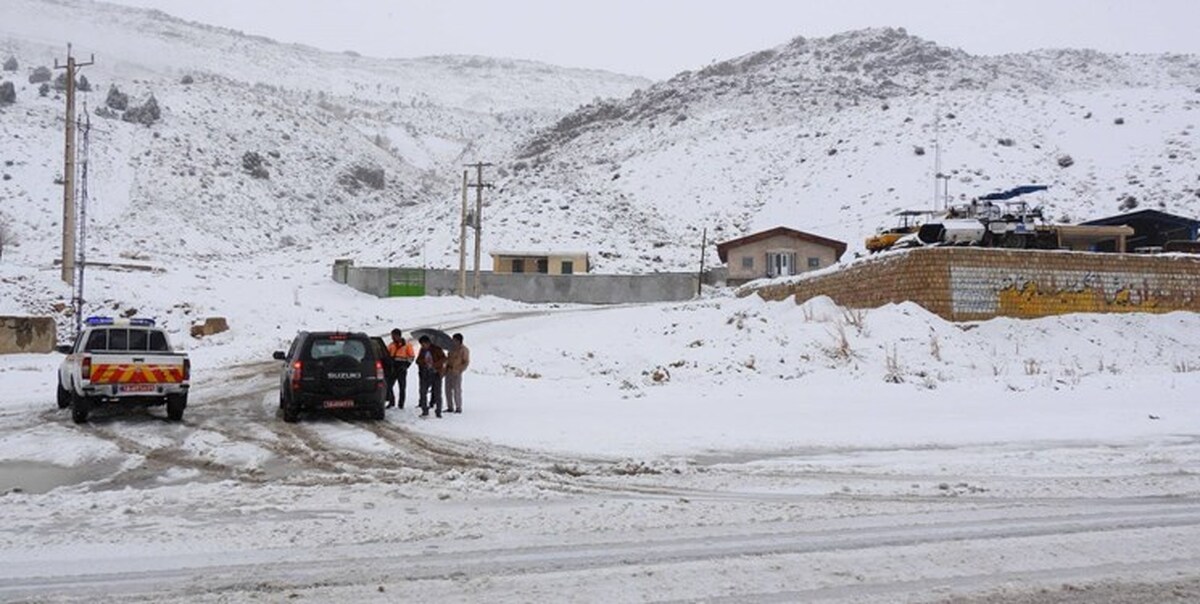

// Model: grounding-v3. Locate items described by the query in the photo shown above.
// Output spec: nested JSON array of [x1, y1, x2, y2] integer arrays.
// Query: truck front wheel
[[71, 394, 91, 424], [166, 394, 187, 422]]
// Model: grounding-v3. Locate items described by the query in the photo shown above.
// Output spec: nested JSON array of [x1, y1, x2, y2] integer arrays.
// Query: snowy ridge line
[[1, 502, 1198, 598]]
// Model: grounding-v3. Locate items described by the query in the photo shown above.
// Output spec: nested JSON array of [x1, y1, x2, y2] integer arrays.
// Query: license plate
[[119, 384, 157, 394], [323, 400, 354, 409]]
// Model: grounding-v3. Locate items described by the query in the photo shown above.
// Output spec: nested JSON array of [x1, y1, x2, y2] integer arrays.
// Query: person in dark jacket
[[416, 335, 446, 418]]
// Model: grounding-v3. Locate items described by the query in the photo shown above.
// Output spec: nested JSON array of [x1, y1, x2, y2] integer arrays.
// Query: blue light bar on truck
[[83, 316, 156, 327]]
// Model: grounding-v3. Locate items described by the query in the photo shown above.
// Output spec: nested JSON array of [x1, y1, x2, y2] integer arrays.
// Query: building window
[[561, 260, 574, 275], [741, 256, 754, 269], [808, 257, 820, 269], [512, 259, 525, 273], [536, 258, 549, 274]]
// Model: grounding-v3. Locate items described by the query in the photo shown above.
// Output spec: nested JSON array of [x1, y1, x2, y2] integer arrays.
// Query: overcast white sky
[[108, 0, 1200, 79]]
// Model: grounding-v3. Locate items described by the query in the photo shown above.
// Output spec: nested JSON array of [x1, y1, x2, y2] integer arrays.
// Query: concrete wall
[[748, 248, 1200, 321], [0, 316, 57, 354], [725, 235, 840, 284], [340, 264, 700, 304]]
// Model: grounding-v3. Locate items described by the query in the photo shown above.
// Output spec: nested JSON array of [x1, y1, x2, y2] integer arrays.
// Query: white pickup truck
[[56, 317, 191, 424]]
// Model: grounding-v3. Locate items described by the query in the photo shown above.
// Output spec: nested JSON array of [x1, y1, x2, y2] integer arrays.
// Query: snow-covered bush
[[0, 81, 14, 105], [1056, 154, 1074, 168], [27, 66, 50, 84], [105, 85, 128, 110], [77, 75, 91, 92], [2, 57, 16, 72], [37, 83, 49, 97], [122, 94, 161, 126], [180, 74, 194, 85], [1119, 195, 1139, 211]]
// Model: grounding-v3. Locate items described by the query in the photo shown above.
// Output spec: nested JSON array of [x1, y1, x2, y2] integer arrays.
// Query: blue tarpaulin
[[978, 185, 1049, 201]]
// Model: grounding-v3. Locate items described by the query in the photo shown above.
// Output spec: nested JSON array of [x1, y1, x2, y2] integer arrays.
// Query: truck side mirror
[[272, 351, 286, 360], [55, 345, 73, 354]]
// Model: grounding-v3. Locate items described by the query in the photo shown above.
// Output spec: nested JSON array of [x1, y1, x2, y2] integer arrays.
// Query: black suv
[[273, 331, 387, 422]]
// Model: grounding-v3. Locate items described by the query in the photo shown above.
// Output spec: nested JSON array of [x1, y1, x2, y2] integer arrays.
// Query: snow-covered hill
[[0, 0, 648, 268], [495, 28, 1200, 272], [3, 7, 1200, 330]]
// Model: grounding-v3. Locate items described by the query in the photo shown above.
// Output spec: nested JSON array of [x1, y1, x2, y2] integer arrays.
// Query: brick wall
[[748, 248, 1200, 321]]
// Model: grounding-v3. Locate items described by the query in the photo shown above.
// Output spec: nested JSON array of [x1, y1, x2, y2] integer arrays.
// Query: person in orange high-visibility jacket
[[386, 329, 417, 409]]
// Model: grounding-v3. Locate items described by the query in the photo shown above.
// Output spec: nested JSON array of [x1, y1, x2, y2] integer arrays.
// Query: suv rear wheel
[[282, 398, 300, 423]]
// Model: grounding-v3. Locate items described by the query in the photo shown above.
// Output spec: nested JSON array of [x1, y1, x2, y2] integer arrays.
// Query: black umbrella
[[409, 327, 456, 352]]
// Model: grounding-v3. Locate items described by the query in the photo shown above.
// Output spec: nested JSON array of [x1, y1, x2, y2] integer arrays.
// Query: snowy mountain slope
[[0, 0, 648, 266], [494, 28, 1200, 272]]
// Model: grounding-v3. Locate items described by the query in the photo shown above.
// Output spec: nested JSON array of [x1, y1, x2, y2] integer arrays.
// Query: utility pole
[[55, 44, 94, 285], [697, 228, 707, 297], [464, 162, 493, 298], [458, 170, 468, 297]]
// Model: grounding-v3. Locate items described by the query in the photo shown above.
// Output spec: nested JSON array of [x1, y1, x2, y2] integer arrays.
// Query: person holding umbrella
[[416, 335, 446, 418]]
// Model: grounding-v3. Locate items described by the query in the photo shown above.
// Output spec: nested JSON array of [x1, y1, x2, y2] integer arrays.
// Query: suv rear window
[[305, 337, 369, 362]]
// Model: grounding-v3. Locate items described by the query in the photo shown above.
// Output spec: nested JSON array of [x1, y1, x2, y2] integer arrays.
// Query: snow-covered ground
[[1, 262, 1198, 602]]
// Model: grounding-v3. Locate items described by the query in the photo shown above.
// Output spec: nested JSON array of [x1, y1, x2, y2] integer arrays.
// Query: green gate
[[388, 268, 426, 297]]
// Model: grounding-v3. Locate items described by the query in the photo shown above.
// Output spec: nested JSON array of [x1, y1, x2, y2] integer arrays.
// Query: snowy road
[[1, 360, 1198, 602], [3, 299, 1200, 602]]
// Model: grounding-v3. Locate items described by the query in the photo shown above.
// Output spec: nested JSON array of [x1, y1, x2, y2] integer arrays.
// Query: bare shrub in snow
[[180, 74, 194, 85], [884, 345, 904, 383], [338, 165, 385, 192], [841, 308, 867, 333], [1118, 195, 1139, 211], [929, 332, 942, 361], [28, 66, 50, 84], [0, 221, 17, 261], [997, 138, 1015, 147], [1114, 117, 1125, 125], [2, 57, 16, 72], [241, 151, 269, 179], [38, 83, 48, 97], [0, 81, 14, 105], [1056, 154, 1074, 168], [77, 75, 91, 92], [825, 323, 854, 362], [913, 145, 926, 156]]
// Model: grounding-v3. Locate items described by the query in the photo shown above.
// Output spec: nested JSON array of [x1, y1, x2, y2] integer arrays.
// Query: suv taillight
[[375, 360, 385, 385], [81, 356, 92, 381], [183, 358, 191, 381], [291, 361, 302, 390]]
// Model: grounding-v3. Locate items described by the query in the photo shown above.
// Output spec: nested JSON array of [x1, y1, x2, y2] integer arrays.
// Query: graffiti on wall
[[950, 266, 1196, 318]]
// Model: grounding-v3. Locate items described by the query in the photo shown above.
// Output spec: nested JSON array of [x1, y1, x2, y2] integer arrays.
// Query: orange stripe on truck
[[90, 364, 184, 385]]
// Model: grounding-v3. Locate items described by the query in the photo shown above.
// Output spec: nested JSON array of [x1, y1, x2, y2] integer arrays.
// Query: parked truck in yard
[[56, 317, 190, 424]]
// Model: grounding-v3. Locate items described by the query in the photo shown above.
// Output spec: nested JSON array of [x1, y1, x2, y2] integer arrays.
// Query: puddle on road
[[0, 461, 101, 494]]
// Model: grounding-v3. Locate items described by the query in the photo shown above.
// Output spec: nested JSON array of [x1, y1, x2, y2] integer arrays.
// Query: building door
[[766, 252, 796, 278]]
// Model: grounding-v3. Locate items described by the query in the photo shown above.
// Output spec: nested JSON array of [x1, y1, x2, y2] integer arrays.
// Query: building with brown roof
[[717, 226, 847, 286]]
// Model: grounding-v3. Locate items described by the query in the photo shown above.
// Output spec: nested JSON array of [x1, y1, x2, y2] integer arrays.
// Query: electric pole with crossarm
[[55, 44, 94, 286], [464, 162, 493, 298]]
